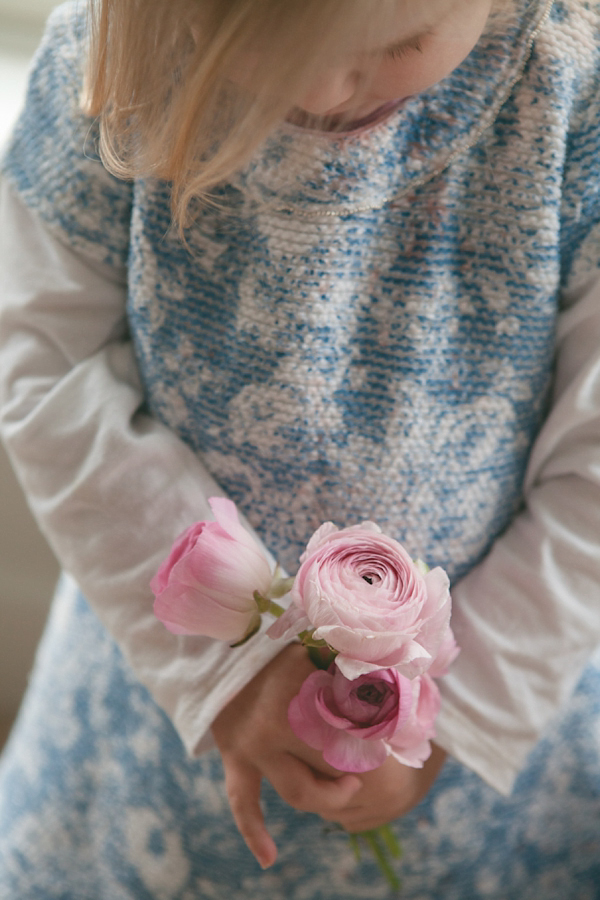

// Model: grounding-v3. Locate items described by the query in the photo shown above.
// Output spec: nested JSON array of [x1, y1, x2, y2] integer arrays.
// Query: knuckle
[[226, 786, 245, 814], [283, 783, 311, 811]]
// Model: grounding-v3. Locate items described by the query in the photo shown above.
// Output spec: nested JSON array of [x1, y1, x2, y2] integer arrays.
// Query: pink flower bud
[[151, 497, 273, 643]]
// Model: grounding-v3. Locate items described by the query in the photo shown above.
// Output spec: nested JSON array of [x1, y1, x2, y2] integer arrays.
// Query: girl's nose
[[297, 67, 361, 115]]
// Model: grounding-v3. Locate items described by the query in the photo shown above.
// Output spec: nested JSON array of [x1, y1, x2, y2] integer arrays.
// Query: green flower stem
[[266, 599, 286, 618], [361, 830, 402, 893], [324, 824, 403, 892], [306, 645, 337, 670], [379, 824, 402, 860], [348, 833, 362, 863]]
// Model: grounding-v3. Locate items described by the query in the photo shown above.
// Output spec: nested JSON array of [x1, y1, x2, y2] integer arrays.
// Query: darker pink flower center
[[356, 683, 388, 706]]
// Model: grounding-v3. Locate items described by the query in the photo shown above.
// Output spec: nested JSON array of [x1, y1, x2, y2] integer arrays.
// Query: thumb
[[268, 752, 363, 814]]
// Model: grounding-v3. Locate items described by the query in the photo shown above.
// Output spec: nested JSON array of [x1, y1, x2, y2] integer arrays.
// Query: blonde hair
[[83, 0, 494, 228], [84, 0, 425, 224]]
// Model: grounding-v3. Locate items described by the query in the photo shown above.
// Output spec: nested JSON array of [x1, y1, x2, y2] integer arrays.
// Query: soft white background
[[0, 0, 61, 742]]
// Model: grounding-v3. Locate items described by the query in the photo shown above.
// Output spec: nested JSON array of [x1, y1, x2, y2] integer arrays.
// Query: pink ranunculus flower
[[428, 631, 461, 678], [268, 521, 454, 679], [385, 673, 441, 767], [151, 497, 273, 643], [288, 664, 437, 773]]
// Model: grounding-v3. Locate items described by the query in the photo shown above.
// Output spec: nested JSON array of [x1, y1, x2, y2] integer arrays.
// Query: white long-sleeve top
[[0, 178, 293, 757], [3, 0, 600, 798], [1, 179, 600, 795]]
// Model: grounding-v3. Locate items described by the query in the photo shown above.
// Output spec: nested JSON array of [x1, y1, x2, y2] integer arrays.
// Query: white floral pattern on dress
[[0, 579, 599, 899], [1, 0, 600, 895]]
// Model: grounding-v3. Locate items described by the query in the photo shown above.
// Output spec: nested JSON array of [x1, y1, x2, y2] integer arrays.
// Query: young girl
[[0, 0, 599, 896]]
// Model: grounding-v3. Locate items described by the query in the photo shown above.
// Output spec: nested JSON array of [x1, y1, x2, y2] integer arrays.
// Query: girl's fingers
[[266, 752, 362, 815], [222, 757, 277, 869]]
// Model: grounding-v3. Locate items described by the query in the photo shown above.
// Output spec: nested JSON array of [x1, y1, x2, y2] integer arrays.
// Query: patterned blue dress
[[1, 579, 599, 899], [1, 0, 599, 896]]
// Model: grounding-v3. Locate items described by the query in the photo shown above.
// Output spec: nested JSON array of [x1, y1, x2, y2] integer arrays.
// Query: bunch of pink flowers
[[151, 497, 459, 776]]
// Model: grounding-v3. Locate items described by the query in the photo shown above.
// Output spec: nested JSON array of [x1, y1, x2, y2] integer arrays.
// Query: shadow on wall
[[0, 3, 62, 740], [0, 443, 59, 731], [0, 9, 49, 148]]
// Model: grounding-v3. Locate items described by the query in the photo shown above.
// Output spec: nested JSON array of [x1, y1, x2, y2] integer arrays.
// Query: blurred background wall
[[0, 0, 61, 744]]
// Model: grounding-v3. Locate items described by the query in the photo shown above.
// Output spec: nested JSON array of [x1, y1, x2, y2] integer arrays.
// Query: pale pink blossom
[[428, 631, 461, 678], [152, 497, 272, 643], [385, 673, 441, 767], [268, 521, 454, 679]]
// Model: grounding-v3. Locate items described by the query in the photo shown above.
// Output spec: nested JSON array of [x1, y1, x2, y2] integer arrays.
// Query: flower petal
[[150, 522, 207, 594], [153, 583, 257, 641], [300, 522, 340, 562], [390, 675, 440, 748], [385, 738, 431, 768], [428, 630, 460, 677], [266, 605, 312, 641], [332, 655, 387, 679], [287, 671, 337, 750], [313, 626, 431, 672], [322, 730, 388, 773], [209, 497, 261, 551], [174, 527, 272, 601]]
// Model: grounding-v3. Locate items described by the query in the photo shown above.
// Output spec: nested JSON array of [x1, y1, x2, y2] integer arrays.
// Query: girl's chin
[[287, 96, 405, 133], [303, 100, 385, 119]]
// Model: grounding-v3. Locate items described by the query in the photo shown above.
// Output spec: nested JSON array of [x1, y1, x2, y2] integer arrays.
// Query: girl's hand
[[211, 644, 447, 865], [319, 743, 447, 833], [211, 644, 363, 868]]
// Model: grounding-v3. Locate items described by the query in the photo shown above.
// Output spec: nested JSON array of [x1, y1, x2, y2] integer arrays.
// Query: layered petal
[[285, 521, 456, 676], [323, 729, 388, 772], [154, 583, 261, 642], [266, 604, 312, 641], [288, 664, 417, 773]]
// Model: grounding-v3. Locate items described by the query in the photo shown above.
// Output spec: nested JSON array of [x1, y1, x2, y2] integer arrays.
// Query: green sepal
[[307, 644, 337, 670], [414, 558, 430, 575], [253, 590, 270, 614], [297, 629, 330, 649], [266, 570, 295, 599], [229, 610, 261, 647]]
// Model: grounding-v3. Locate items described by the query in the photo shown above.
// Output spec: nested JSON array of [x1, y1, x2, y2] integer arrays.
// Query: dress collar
[[231, 0, 553, 217]]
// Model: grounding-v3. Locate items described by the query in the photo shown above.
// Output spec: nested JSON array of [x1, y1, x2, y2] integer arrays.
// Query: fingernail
[[258, 852, 274, 870], [257, 842, 276, 869]]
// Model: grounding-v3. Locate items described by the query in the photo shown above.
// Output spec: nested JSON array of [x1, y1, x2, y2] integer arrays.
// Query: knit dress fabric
[[1, 0, 600, 896]]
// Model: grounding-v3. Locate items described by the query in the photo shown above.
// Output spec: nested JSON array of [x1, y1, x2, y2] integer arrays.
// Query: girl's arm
[[0, 7, 288, 759], [0, 9, 386, 858], [0, 182, 369, 864], [0, 177, 291, 758], [435, 271, 600, 795]]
